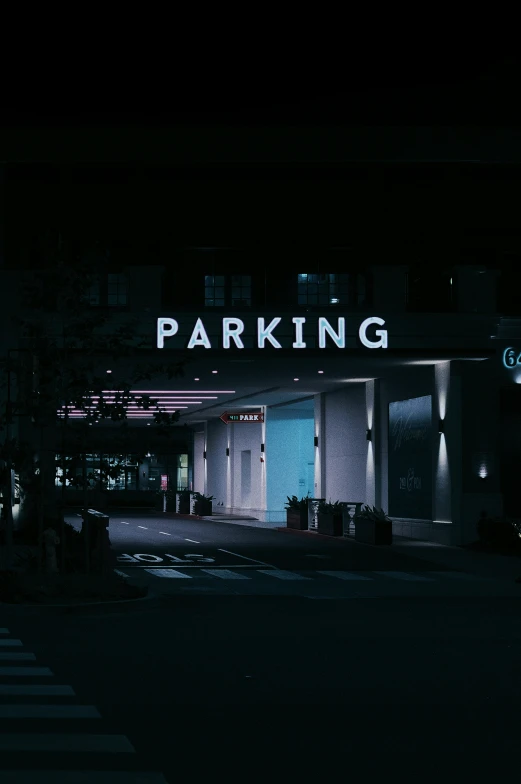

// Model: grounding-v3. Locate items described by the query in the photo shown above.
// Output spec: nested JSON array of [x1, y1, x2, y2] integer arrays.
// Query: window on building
[[297, 273, 349, 305], [107, 273, 129, 305], [205, 275, 225, 306], [84, 273, 129, 307], [231, 275, 251, 306], [205, 275, 252, 307]]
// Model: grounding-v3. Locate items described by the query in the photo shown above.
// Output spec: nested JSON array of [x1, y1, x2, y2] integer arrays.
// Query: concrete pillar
[[314, 393, 326, 499], [365, 379, 381, 508]]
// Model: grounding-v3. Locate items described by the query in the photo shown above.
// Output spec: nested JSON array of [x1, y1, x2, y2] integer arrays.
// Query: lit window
[[205, 275, 225, 307]]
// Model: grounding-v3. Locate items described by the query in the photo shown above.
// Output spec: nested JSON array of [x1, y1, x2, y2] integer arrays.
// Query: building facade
[[1, 158, 521, 543]]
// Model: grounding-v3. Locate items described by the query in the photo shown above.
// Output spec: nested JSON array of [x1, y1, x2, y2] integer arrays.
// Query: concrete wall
[[319, 385, 367, 504], [193, 430, 205, 494], [206, 417, 264, 511]]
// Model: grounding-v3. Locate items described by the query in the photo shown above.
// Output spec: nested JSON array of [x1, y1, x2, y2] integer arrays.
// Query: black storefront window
[[204, 274, 252, 307]]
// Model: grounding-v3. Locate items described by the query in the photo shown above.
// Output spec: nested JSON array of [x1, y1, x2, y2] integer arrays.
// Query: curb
[[275, 527, 354, 542], [0, 590, 156, 612]]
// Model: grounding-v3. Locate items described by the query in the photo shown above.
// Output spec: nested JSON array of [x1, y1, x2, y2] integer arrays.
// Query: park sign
[[220, 411, 264, 424], [157, 315, 388, 350]]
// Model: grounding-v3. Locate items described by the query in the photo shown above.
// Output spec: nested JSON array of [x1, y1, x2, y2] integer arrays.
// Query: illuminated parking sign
[[157, 315, 389, 350]]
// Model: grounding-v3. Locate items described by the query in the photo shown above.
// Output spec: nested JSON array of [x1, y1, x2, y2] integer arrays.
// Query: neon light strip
[[100, 390, 236, 394]]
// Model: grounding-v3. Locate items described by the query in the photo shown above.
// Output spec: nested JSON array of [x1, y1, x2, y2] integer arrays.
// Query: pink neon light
[[101, 390, 236, 394]]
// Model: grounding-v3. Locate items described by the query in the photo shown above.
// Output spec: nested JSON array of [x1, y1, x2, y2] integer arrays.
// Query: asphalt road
[[0, 512, 520, 780], [67, 510, 521, 599]]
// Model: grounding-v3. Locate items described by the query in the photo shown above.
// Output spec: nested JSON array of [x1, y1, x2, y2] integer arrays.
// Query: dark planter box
[[318, 513, 343, 537], [286, 510, 308, 530], [176, 492, 192, 514], [193, 500, 213, 516], [165, 497, 177, 513], [355, 518, 392, 545]]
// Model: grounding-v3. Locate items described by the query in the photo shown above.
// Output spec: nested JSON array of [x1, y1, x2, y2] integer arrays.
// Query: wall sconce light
[[366, 429, 372, 441], [261, 443, 265, 453], [226, 447, 230, 457], [314, 436, 319, 447], [438, 419, 445, 434], [203, 451, 207, 460]]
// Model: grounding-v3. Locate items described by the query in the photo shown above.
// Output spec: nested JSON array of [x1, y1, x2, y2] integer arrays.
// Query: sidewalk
[[205, 516, 521, 582]]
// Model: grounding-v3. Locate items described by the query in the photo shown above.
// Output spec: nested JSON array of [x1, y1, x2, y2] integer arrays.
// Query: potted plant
[[317, 499, 344, 537], [192, 492, 214, 516], [285, 495, 309, 530], [354, 505, 393, 545]]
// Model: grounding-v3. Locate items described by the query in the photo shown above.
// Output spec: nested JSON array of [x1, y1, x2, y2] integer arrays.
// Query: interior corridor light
[[314, 436, 319, 447], [438, 419, 445, 434], [366, 429, 372, 441]]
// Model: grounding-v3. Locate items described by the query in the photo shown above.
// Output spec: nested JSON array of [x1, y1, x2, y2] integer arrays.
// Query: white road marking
[[218, 548, 275, 567], [144, 569, 192, 579], [373, 571, 435, 582], [202, 569, 250, 580], [257, 570, 311, 581], [159, 531, 171, 536], [0, 733, 135, 752], [0, 640, 23, 647], [0, 685, 75, 695], [137, 526, 148, 530], [120, 522, 129, 525], [0, 653, 36, 661], [0, 772, 169, 783], [185, 538, 200, 543], [113, 570, 129, 580], [317, 571, 373, 581], [0, 667, 53, 676], [0, 705, 100, 719]]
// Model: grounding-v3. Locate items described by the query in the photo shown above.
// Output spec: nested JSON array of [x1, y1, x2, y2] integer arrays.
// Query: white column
[[260, 405, 267, 513], [365, 379, 381, 508], [314, 393, 326, 499]]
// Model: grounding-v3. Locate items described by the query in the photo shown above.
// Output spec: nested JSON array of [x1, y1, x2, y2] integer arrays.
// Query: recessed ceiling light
[[212, 370, 218, 374], [194, 378, 200, 381], [318, 370, 324, 374], [147, 423, 151, 426], [294, 378, 299, 381], [106, 370, 112, 374]]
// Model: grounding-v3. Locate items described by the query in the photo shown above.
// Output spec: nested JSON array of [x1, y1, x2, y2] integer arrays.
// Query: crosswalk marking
[[0, 639, 23, 647], [202, 569, 250, 580], [0, 653, 36, 661], [0, 705, 100, 719], [373, 571, 435, 582], [0, 734, 135, 752], [317, 571, 373, 581], [0, 685, 75, 696], [0, 667, 53, 676], [0, 772, 169, 783], [144, 569, 192, 578], [257, 570, 311, 581]]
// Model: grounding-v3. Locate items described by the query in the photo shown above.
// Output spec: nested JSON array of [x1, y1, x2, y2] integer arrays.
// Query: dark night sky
[[1, 52, 519, 131]]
